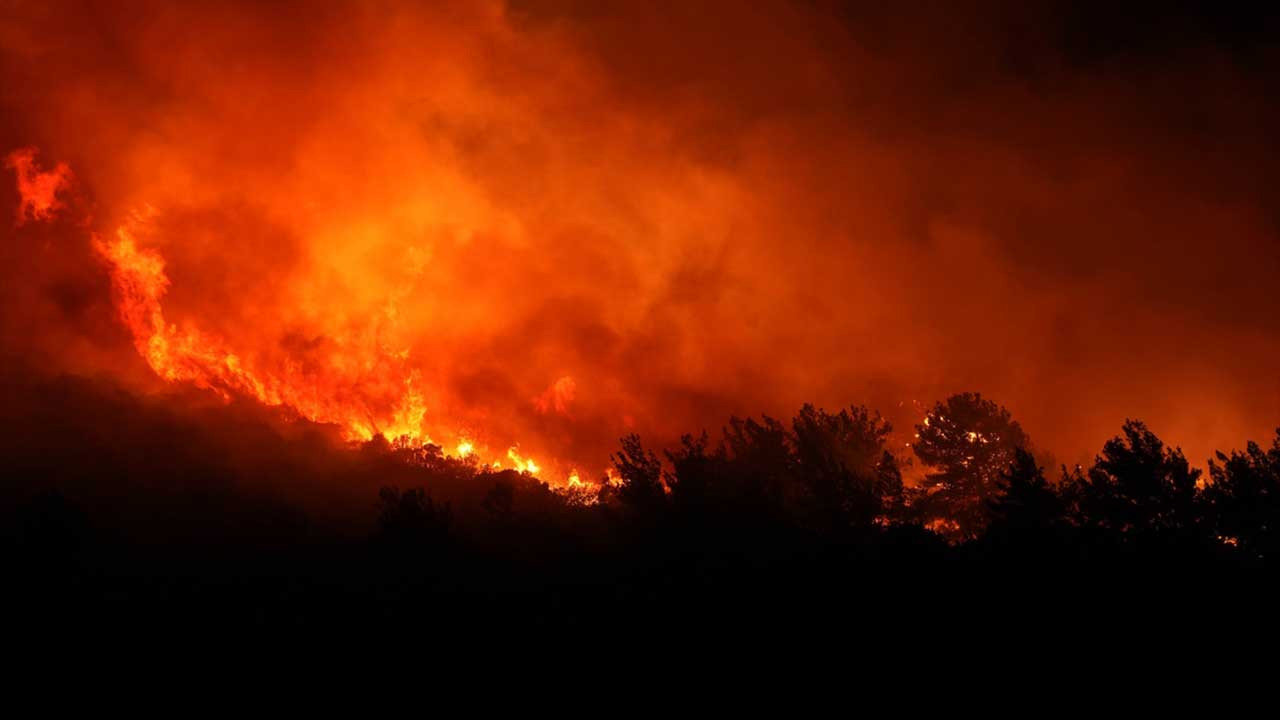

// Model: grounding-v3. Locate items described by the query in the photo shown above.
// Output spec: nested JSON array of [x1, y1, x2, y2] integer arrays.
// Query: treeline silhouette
[[3, 365, 1278, 639], [582, 392, 1278, 565]]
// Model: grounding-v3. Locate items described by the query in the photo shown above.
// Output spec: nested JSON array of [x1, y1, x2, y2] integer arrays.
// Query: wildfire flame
[[93, 209, 431, 440], [505, 447, 540, 475], [5, 148, 73, 226], [4, 0, 1276, 496], [11, 149, 575, 483]]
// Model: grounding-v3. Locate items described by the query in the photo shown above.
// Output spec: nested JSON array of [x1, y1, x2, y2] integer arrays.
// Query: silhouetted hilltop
[[3, 362, 1278, 640]]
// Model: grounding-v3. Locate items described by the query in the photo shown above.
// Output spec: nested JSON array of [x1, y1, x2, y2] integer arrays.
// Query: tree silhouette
[[12, 363, 1280, 636], [1204, 429, 1280, 560], [720, 415, 794, 514], [911, 392, 1029, 539], [662, 420, 789, 516], [656, 406, 905, 533], [791, 404, 903, 530], [1067, 420, 1202, 539], [662, 431, 719, 513], [987, 449, 1065, 531], [610, 433, 666, 512]]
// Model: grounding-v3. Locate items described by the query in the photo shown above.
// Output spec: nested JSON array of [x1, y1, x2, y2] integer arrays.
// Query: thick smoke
[[1, 0, 1278, 475]]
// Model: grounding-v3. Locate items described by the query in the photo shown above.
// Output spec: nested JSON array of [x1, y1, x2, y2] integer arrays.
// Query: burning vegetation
[[2, 1, 1279, 639]]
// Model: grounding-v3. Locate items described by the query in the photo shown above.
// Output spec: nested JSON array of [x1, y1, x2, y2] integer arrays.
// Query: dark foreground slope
[[2, 363, 1277, 643]]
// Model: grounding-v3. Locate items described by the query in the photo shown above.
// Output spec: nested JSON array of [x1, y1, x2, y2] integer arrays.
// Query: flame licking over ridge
[[93, 208, 431, 441], [10, 147, 574, 484], [94, 209, 568, 478]]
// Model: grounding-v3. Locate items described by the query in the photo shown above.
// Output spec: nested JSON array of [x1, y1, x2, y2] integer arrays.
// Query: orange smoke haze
[[2, 1, 1278, 478]]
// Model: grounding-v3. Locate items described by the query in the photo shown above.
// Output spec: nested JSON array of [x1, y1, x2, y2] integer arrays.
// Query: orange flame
[[71, 197, 573, 481], [92, 210, 426, 438], [505, 447, 540, 475], [0, 162, 578, 479], [5, 147, 73, 226]]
